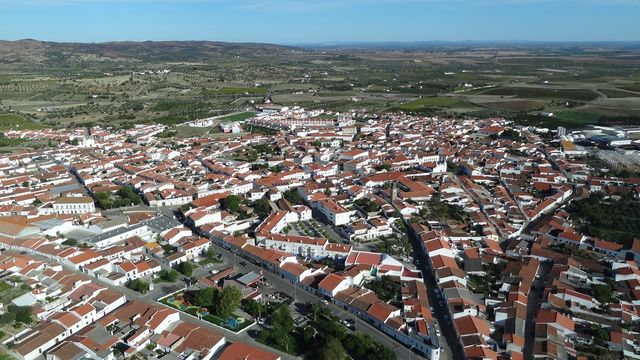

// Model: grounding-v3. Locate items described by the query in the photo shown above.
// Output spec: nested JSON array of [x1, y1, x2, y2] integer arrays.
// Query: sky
[[0, 0, 639, 44]]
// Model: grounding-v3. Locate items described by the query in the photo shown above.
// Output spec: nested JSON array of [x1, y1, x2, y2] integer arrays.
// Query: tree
[[221, 195, 242, 213], [205, 247, 217, 260], [593, 284, 612, 304], [176, 261, 194, 277], [158, 269, 179, 282], [254, 198, 272, 218], [126, 279, 150, 294], [284, 189, 303, 205], [62, 238, 77, 246], [242, 299, 266, 318], [8, 305, 32, 325], [365, 276, 400, 302], [194, 287, 215, 308], [216, 286, 242, 318], [316, 337, 347, 360], [0, 312, 15, 325], [592, 325, 609, 346], [271, 304, 295, 352], [342, 332, 395, 360]]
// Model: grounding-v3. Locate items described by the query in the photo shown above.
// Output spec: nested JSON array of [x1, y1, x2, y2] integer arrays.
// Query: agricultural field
[[478, 86, 600, 101], [0, 114, 48, 131], [1, 40, 640, 132], [398, 96, 470, 111]]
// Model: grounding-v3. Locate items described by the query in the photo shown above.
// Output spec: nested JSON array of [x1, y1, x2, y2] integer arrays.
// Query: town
[[0, 105, 638, 360]]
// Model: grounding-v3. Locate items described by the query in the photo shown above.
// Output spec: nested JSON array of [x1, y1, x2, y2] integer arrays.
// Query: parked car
[[341, 320, 355, 331]]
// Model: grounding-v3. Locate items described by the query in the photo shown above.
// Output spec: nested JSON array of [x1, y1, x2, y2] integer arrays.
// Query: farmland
[[398, 96, 470, 111], [1, 40, 640, 134]]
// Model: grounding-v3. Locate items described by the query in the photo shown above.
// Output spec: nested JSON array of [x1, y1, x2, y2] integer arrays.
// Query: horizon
[[4, 38, 640, 47], [1, 0, 639, 43]]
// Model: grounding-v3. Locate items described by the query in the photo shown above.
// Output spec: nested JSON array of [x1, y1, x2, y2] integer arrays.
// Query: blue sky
[[0, 0, 639, 44]]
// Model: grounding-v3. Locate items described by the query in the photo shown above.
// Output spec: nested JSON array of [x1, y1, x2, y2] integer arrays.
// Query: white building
[[52, 197, 96, 215]]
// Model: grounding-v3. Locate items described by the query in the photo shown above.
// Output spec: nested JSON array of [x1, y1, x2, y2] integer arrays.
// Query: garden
[[159, 289, 253, 332]]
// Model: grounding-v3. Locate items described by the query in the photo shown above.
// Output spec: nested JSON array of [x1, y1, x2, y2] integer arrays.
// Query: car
[[435, 328, 441, 336], [321, 300, 329, 305], [340, 319, 355, 331], [239, 261, 247, 266]]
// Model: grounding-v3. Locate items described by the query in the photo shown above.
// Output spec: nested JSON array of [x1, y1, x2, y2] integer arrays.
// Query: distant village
[[0, 105, 639, 360]]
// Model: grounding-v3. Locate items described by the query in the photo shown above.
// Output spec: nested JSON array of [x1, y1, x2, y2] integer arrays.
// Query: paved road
[[402, 217, 464, 360], [523, 261, 552, 359]]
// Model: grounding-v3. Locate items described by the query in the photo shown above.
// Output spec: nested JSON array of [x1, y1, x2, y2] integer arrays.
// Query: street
[[403, 218, 464, 360]]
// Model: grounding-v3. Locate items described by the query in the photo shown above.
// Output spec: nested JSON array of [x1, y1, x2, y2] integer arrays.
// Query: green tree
[[271, 304, 295, 352], [284, 189, 303, 205], [205, 247, 217, 260], [176, 261, 194, 277], [194, 287, 215, 308], [365, 276, 400, 302], [158, 269, 179, 282], [593, 284, 612, 304], [126, 279, 150, 294], [242, 299, 266, 318], [221, 195, 242, 213], [62, 238, 77, 246], [0, 312, 15, 325], [216, 286, 242, 318], [316, 337, 347, 360], [592, 325, 609, 346], [254, 198, 272, 218]]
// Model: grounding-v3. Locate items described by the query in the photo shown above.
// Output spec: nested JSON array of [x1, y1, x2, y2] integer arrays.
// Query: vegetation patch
[[480, 87, 599, 101], [0, 114, 48, 131], [398, 96, 469, 111], [567, 193, 640, 244], [93, 187, 143, 209], [206, 87, 267, 95], [159, 289, 251, 332], [554, 111, 602, 124]]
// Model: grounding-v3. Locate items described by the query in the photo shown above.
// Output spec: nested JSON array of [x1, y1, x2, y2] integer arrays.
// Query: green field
[[0, 114, 48, 131], [479, 87, 599, 101], [554, 111, 602, 125], [399, 96, 470, 111], [0, 137, 24, 147]]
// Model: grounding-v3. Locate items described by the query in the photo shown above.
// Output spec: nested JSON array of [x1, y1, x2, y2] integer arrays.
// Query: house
[[52, 197, 96, 215], [316, 199, 354, 226], [218, 342, 281, 360], [318, 273, 351, 298]]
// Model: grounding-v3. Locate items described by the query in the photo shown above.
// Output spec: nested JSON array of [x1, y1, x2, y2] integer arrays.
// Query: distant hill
[[0, 39, 300, 65]]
